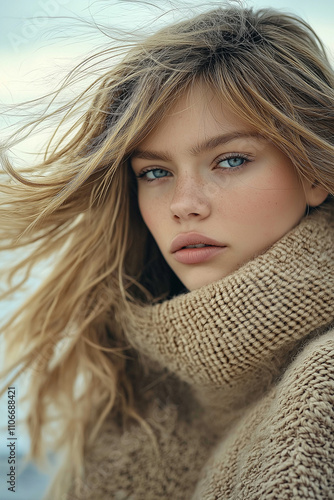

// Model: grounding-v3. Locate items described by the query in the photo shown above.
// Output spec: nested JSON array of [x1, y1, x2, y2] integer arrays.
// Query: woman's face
[[131, 86, 320, 291]]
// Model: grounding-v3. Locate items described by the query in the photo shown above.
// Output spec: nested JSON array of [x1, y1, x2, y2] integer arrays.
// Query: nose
[[170, 174, 211, 221]]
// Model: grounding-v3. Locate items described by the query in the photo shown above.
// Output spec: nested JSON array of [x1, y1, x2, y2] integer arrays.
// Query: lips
[[170, 232, 226, 254]]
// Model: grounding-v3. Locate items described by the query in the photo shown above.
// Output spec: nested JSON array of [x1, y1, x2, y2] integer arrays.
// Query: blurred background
[[1, 0, 334, 498]]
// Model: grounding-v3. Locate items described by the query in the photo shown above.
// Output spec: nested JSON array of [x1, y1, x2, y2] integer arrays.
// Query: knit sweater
[[67, 208, 334, 500]]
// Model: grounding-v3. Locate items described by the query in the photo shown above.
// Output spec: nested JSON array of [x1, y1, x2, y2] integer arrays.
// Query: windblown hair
[[1, 4, 334, 497]]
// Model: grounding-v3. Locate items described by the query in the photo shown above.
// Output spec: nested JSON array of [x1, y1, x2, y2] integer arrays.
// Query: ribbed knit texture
[[67, 209, 334, 500]]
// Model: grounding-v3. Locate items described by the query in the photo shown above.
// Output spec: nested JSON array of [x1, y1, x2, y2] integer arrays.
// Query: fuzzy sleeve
[[192, 328, 334, 500]]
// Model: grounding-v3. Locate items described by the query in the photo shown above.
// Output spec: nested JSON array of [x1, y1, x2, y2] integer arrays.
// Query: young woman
[[1, 5, 333, 500]]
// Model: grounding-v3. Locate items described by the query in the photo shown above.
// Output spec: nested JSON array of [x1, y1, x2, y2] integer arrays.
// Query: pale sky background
[[1, 0, 334, 110]]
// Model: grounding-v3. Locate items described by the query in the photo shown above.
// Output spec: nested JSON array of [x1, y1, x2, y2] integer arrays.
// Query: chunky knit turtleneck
[[127, 209, 334, 405], [66, 209, 334, 500]]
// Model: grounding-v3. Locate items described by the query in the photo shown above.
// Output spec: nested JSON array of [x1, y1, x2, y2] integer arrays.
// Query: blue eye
[[149, 169, 168, 178], [217, 156, 247, 169], [138, 168, 170, 181]]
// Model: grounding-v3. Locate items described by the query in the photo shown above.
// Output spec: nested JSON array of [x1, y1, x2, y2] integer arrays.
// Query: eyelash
[[135, 153, 252, 182], [215, 153, 251, 170]]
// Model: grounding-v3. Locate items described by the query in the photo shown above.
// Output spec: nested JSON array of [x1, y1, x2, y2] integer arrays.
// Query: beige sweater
[[67, 209, 334, 500]]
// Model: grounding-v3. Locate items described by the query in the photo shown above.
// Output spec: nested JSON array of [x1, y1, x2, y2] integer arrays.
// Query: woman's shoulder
[[193, 326, 334, 499], [274, 324, 334, 426], [280, 324, 334, 396]]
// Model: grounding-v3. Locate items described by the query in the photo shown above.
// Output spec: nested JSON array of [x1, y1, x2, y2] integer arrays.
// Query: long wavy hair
[[1, 4, 334, 497]]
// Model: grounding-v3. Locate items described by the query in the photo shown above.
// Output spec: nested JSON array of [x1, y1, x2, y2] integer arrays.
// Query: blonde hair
[[1, 4, 334, 496]]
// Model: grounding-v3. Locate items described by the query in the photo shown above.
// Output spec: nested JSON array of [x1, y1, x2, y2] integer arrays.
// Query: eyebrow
[[130, 131, 262, 162]]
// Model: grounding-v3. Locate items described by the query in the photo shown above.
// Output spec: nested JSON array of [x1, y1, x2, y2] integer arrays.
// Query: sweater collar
[[127, 210, 334, 403]]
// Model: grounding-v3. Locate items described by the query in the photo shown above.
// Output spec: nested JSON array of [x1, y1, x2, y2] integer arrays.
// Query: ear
[[303, 179, 329, 207]]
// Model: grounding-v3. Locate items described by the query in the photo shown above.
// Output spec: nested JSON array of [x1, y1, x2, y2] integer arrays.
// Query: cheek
[[259, 168, 307, 217], [225, 167, 307, 231]]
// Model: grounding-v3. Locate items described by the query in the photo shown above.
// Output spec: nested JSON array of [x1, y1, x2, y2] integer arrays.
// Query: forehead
[[137, 84, 255, 153]]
